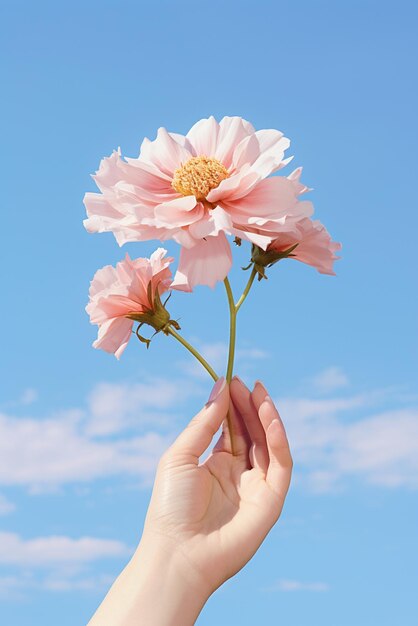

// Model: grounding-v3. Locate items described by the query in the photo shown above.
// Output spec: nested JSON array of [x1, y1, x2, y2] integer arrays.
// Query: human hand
[[140, 376, 293, 593], [88, 377, 292, 626]]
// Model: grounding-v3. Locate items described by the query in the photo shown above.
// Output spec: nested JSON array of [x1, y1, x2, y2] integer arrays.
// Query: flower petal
[[139, 127, 192, 176], [154, 195, 203, 228], [206, 164, 260, 204], [172, 232, 232, 291], [214, 116, 255, 168], [93, 317, 133, 359], [83, 193, 126, 233], [268, 218, 342, 275], [221, 176, 311, 220], [188, 206, 233, 239], [186, 116, 220, 157]]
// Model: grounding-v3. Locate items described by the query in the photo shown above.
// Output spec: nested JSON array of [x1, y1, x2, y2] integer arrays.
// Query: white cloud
[[20, 388, 39, 406], [86, 378, 198, 436], [42, 573, 115, 592], [0, 532, 130, 567], [0, 532, 127, 598], [0, 375, 203, 489], [279, 391, 418, 491], [1, 372, 417, 494], [0, 572, 115, 597], [267, 579, 330, 592], [310, 366, 349, 393], [180, 341, 269, 379], [0, 409, 170, 489], [0, 494, 15, 516]]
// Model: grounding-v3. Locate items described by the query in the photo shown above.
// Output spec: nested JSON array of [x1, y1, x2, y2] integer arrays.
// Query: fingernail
[[232, 375, 244, 385], [207, 377, 226, 404], [267, 418, 281, 433], [254, 380, 268, 396]]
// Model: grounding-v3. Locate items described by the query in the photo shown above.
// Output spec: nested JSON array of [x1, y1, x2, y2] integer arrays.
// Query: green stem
[[235, 267, 257, 312], [223, 268, 259, 455], [224, 267, 258, 381], [166, 326, 218, 382], [223, 276, 237, 383]]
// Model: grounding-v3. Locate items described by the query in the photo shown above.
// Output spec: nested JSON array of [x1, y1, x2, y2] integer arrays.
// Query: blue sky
[[1, 0, 417, 624]]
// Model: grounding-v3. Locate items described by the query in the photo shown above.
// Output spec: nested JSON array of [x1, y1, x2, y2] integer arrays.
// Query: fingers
[[251, 381, 277, 433], [255, 385, 293, 499], [230, 377, 269, 471], [212, 398, 251, 462], [265, 412, 293, 499], [168, 377, 229, 463]]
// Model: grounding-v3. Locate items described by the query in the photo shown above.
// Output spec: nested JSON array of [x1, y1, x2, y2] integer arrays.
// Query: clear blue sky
[[1, 1, 417, 624]]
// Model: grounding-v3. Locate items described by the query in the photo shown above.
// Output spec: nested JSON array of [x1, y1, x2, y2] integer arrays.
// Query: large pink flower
[[86, 249, 173, 359], [252, 217, 341, 276], [84, 116, 313, 290]]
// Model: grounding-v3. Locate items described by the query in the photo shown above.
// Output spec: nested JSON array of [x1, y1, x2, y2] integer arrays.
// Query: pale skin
[[88, 376, 293, 626]]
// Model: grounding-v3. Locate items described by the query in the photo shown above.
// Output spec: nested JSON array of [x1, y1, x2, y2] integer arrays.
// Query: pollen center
[[171, 156, 229, 201]]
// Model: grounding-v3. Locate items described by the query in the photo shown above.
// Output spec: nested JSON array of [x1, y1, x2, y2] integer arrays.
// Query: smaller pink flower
[[86, 248, 173, 359], [252, 218, 341, 276]]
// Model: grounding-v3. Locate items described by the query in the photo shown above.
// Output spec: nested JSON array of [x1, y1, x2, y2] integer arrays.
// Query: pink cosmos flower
[[84, 116, 313, 291], [252, 217, 341, 276], [86, 248, 173, 359]]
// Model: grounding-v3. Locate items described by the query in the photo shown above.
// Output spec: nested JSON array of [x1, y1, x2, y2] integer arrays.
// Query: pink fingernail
[[254, 379, 268, 392], [232, 375, 244, 385], [207, 377, 226, 404]]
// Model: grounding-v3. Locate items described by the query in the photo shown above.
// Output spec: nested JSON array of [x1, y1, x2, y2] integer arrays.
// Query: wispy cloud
[[0, 375, 204, 490], [180, 340, 269, 379], [280, 390, 418, 491], [20, 388, 39, 406], [0, 532, 130, 567], [86, 377, 200, 436], [0, 531, 129, 598], [310, 366, 349, 393], [0, 409, 170, 489], [1, 371, 417, 494], [0, 572, 115, 598], [266, 579, 330, 592], [0, 494, 15, 516]]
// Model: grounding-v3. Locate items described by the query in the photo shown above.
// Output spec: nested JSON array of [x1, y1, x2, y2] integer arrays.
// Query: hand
[[141, 376, 293, 595], [88, 377, 292, 626]]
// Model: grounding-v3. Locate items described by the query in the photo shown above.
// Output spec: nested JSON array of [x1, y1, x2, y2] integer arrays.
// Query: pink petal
[[93, 317, 133, 359], [83, 193, 127, 234], [92, 150, 125, 191], [232, 134, 261, 171], [221, 176, 311, 220], [231, 227, 274, 249], [172, 232, 232, 291], [206, 164, 260, 204], [269, 218, 342, 275], [188, 206, 233, 239], [214, 116, 255, 169], [139, 127, 192, 176], [186, 116, 220, 156], [154, 195, 203, 228]]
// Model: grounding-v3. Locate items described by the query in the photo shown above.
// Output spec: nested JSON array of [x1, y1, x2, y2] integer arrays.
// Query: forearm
[[88, 539, 210, 626]]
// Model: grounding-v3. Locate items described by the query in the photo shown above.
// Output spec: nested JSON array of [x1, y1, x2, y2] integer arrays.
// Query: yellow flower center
[[171, 156, 229, 201]]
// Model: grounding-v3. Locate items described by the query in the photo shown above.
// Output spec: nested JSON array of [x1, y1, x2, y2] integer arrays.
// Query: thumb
[[168, 377, 229, 463]]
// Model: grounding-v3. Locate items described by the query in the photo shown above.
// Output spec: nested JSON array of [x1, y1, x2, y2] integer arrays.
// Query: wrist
[[130, 536, 210, 625], [88, 535, 211, 626]]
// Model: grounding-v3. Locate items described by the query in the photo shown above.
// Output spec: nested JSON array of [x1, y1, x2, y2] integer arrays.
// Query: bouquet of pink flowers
[[84, 116, 340, 450]]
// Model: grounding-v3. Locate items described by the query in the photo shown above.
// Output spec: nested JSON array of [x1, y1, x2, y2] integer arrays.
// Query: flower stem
[[223, 267, 258, 455], [235, 266, 257, 312], [166, 326, 218, 382], [224, 267, 258, 380], [223, 277, 237, 383]]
